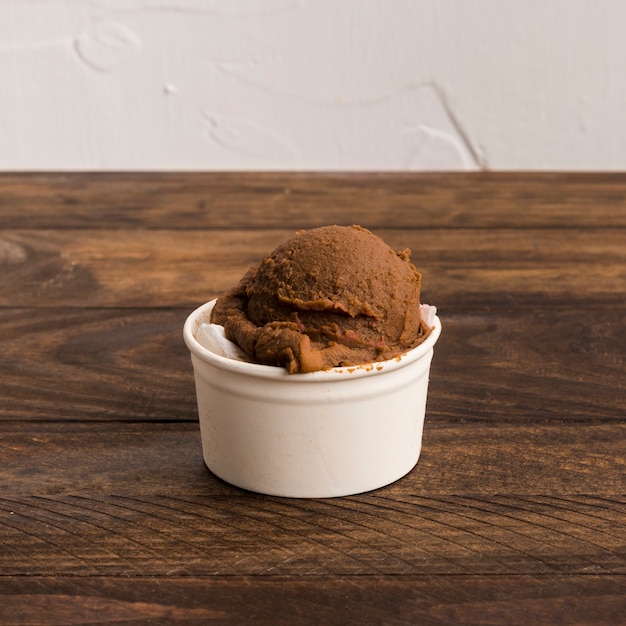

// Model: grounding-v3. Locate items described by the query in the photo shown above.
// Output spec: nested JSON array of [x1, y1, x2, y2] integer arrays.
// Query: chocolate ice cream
[[210, 225, 432, 373]]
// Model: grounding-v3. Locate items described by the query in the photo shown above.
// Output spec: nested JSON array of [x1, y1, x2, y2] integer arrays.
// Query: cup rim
[[184, 298, 441, 381]]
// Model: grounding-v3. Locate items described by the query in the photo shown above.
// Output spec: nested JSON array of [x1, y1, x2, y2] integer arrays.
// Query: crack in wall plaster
[[422, 82, 488, 170], [217, 63, 435, 107], [0, 2, 487, 170], [194, 79, 486, 170], [403, 124, 476, 170], [214, 65, 488, 169]]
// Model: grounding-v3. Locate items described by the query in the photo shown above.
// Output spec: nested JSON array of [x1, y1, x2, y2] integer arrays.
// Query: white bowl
[[184, 299, 441, 498]]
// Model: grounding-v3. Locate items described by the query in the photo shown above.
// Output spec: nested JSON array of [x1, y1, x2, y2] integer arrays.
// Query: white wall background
[[1, 0, 625, 171]]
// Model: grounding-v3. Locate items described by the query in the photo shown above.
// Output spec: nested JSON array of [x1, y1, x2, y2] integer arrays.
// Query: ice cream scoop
[[210, 225, 433, 373]]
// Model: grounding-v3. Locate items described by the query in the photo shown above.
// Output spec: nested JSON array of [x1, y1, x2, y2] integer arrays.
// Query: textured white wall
[[0, 0, 624, 171]]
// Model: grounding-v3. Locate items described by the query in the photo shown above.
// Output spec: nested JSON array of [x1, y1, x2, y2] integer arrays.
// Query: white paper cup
[[183, 299, 441, 498]]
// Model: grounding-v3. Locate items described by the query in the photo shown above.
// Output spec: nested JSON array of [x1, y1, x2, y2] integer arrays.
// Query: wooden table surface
[[1, 173, 625, 625]]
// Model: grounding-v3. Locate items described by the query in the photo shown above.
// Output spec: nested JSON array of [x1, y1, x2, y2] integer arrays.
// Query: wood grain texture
[[1, 173, 625, 624], [0, 308, 195, 421], [1, 308, 624, 422], [1, 490, 624, 576], [1, 422, 624, 497], [2, 172, 626, 229], [2, 228, 625, 308], [1, 575, 624, 626]]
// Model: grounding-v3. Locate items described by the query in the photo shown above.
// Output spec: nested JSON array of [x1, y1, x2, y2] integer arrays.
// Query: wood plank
[[1, 575, 625, 625], [1, 422, 624, 497], [0, 488, 624, 575], [2, 228, 625, 308], [2, 172, 626, 229], [2, 175, 624, 622], [1, 308, 624, 422], [0, 308, 195, 422], [430, 308, 626, 421]]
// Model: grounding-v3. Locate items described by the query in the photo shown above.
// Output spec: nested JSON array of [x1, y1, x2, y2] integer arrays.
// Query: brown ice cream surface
[[210, 225, 432, 374]]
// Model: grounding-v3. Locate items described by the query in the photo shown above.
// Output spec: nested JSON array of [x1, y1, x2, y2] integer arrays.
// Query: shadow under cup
[[184, 299, 441, 498]]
